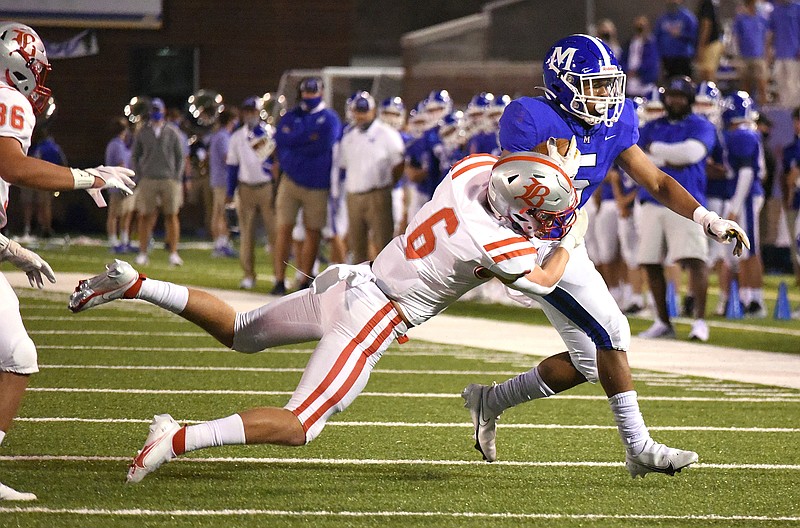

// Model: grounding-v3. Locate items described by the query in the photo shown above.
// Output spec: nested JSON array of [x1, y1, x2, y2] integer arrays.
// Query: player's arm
[[0, 136, 135, 196]]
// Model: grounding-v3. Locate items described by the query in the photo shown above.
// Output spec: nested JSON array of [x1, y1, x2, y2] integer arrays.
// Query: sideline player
[[0, 22, 135, 500], [463, 34, 749, 477], [70, 146, 585, 483]]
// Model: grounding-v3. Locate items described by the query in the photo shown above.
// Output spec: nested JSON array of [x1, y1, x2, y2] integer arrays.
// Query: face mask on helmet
[[0, 23, 52, 114], [487, 152, 578, 240], [543, 34, 627, 127]]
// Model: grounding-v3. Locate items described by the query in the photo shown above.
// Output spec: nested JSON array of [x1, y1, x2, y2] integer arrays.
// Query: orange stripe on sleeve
[[491, 247, 538, 263], [451, 160, 496, 180], [483, 236, 528, 251]]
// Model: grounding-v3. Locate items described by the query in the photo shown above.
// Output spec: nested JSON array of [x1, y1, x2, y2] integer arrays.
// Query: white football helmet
[[487, 152, 578, 240], [0, 22, 51, 113]]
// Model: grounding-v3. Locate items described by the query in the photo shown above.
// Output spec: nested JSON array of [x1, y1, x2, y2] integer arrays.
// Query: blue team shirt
[[468, 130, 501, 156], [734, 12, 769, 58], [654, 7, 699, 58], [783, 135, 800, 210], [32, 137, 67, 165], [499, 96, 639, 208], [706, 130, 730, 199], [637, 113, 716, 205], [208, 127, 232, 189], [722, 126, 764, 199], [406, 127, 444, 198], [770, 1, 800, 58], [275, 105, 342, 189], [104, 136, 130, 169]]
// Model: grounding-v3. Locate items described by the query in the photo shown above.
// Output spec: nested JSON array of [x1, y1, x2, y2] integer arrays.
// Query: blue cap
[[299, 77, 323, 93], [353, 93, 375, 113]]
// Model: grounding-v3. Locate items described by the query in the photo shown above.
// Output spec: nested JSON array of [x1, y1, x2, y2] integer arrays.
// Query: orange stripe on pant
[[291, 302, 394, 420], [300, 313, 402, 433]]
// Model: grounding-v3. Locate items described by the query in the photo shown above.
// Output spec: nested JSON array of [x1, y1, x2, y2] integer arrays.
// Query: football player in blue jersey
[[720, 91, 767, 317], [462, 34, 749, 478]]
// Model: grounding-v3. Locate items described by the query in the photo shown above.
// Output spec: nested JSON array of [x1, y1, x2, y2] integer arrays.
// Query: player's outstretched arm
[[0, 137, 135, 206]]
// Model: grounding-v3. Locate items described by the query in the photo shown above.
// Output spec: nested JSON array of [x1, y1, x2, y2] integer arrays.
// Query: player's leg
[[127, 280, 408, 483], [0, 275, 38, 500]]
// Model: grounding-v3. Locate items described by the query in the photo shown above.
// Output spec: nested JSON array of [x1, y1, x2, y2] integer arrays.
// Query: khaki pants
[[238, 182, 276, 279], [346, 186, 394, 263]]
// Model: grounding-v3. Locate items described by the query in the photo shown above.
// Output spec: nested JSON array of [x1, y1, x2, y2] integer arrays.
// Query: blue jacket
[[275, 105, 342, 189]]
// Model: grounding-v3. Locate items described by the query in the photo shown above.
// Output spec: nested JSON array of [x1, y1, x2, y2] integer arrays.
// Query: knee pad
[[1, 336, 38, 375]]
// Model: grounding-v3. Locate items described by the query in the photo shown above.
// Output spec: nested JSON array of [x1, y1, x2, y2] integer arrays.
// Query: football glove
[[693, 206, 751, 257], [547, 135, 581, 179], [559, 208, 588, 252], [0, 234, 56, 288], [71, 166, 137, 208]]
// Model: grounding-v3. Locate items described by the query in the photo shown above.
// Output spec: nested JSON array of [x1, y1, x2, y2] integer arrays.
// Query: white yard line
[[0, 454, 798, 471], [0, 506, 796, 522], [13, 416, 800, 433], [25, 387, 800, 402], [9, 272, 800, 388]]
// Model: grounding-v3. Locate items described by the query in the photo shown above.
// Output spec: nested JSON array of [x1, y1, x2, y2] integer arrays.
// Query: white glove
[[71, 166, 136, 208], [693, 206, 751, 257], [559, 208, 588, 252], [547, 135, 581, 178], [0, 234, 56, 288]]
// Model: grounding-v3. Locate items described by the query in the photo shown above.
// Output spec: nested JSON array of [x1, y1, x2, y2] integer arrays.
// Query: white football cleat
[[638, 319, 675, 339], [168, 252, 184, 267], [0, 482, 37, 501], [126, 414, 181, 484], [461, 383, 500, 462], [625, 439, 698, 478], [68, 259, 143, 313], [688, 319, 710, 342]]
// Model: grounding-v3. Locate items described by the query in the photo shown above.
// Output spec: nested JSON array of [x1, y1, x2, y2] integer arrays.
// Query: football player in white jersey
[[0, 22, 135, 500], [69, 142, 586, 484]]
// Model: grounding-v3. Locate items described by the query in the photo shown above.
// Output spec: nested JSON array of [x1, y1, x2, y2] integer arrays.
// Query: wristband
[[692, 205, 712, 225], [71, 168, 96, 190]]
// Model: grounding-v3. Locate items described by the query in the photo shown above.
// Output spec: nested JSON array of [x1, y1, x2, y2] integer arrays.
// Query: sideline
[[7, 272, 800, 390]]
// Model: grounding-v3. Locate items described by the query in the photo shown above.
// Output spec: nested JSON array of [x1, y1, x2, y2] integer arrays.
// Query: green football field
[[2, 284, 798, 527]]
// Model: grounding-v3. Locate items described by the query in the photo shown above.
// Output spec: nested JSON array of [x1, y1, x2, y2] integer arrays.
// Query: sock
[[109, 235, 119, 247], [214, 236, 226, 250], [172, 414, 246, 455], [486, 366, 555, 417], [0, 430, 5, 446], [120, 231, 130, 245], [609, 390, 650, 455], [135, 278, 189, 314], [740, 287, 753, 305], [753, 288, 764, 305]]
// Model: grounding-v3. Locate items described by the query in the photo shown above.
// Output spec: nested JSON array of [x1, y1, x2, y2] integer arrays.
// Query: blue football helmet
[[659, 75, 696, 105], [543, 34, 626, 126], [438, 111, 466, 149], [378, 96, 406, 130], [694, 80, 721, 125], [407, 100, 430, 137], [721, 91, 758, 126]]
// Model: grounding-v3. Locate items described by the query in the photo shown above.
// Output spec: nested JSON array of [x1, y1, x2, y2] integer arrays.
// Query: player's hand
[[559, 208, 588, 252], [0, 238, 56, 288], [88, 166, 137, 195], [547, 136, 581, 178], [694, 207, 751, 257]]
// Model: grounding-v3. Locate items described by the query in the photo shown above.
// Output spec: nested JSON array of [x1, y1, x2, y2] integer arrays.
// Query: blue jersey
[[637, 113, 716, 205], [782, 135, 800, 210], [406, 127, 444, 198], [706, 130, 730, 200], [499, 96, 639, 208], [468, 130, 501, 156], [275, 105, 342, 189], [31, 136, 67, 166], [723, 126, 764, 198]]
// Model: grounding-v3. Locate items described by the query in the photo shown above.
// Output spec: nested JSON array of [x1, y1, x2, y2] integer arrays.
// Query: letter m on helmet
[[547, 47, 577, 73]]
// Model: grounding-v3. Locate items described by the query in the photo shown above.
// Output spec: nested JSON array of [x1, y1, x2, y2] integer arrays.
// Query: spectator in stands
[[272, 77, 342, 294], [131, 98, 186, 267], [695, 0, 723, 82], [769, 0, 800, 108], [208, 107, 238, 258], [104, 117, 135, 253], [734, 0, 770, 106], [654, 0, 698, 78], [637, 76, 716, 341], [338, 91, 405, 264], [620, 15, 661, 98], [227, 97, 277, 290]]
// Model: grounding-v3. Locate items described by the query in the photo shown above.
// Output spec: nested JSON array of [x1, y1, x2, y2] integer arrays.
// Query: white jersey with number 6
[[373, 154, 540, 326], [0, 83, 34, 228]]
